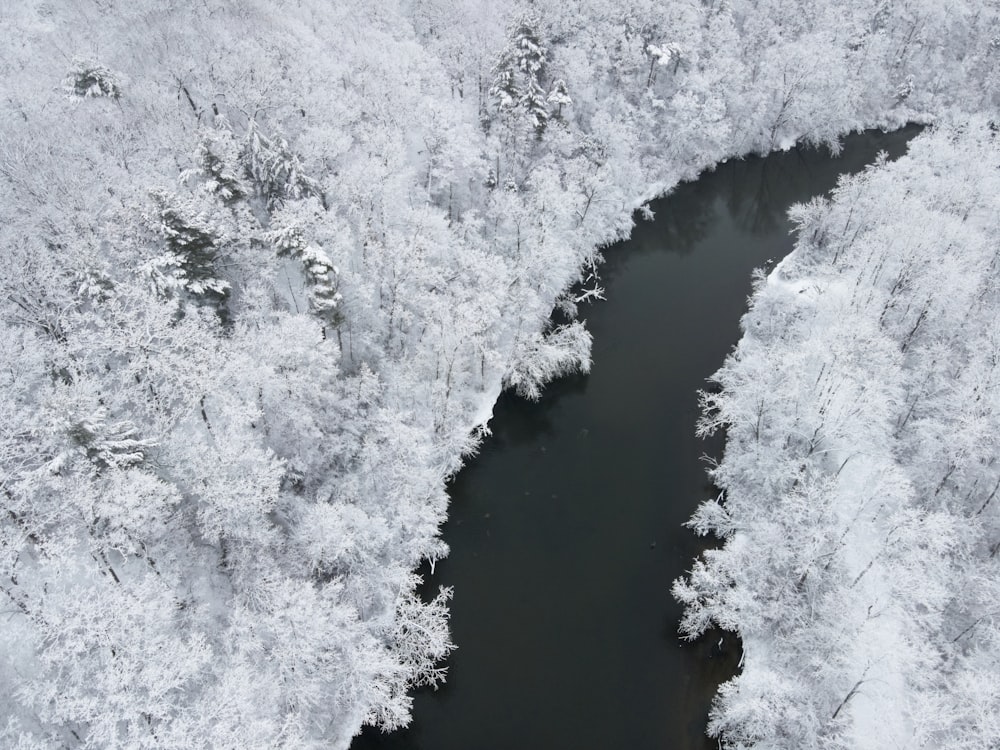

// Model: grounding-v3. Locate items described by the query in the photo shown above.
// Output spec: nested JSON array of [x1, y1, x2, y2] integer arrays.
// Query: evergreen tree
[[63, 58, 122, 100], [267, 211, 342, 325], [240, 120, 322, 209], [489, 14, 550, 137], [61, 408, 155, 475], [547, 78, 571, 120], [189, 119, 247, 206], [147, 190, 230, 312]]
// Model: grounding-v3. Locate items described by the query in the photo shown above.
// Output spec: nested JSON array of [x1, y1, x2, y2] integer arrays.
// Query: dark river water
[[355, 127, 919, 750]]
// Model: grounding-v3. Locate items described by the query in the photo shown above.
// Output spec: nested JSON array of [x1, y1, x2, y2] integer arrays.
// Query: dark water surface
[[355, 127, 919, 750]]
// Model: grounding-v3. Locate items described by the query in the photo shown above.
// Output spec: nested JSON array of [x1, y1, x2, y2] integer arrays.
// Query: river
[[354, 126, 920, 750]]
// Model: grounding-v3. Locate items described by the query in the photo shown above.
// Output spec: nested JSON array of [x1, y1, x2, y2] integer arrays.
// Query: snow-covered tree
[[146, 189, 231, 312], [63, 58, 122, 100], [489, 14, 550, 137], [675, 119, 1000, 749]]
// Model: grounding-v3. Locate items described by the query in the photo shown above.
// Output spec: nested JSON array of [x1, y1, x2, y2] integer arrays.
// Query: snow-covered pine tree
[[60, 408, 155, 476], [63, 58, 122, 100], [547, 78, 571, 120], [489, 14, 550, 137], [267, 210, 342, 325], [521, 74, 549, 136], [190, 119, 247, 206], [147, 190, 231, 313], [240, 120, 322, 209]]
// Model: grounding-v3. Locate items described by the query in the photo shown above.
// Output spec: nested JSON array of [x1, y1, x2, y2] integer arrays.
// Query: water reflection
[[625, 127, 920, 272]]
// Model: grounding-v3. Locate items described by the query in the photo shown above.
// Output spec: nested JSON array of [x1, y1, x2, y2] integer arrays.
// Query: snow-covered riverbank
[[675, 119, 1000, 748]]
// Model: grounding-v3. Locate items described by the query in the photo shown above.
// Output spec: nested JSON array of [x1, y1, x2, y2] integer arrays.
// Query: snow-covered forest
[[674, 120, 1000, 748], [0, 0, 997, 747]]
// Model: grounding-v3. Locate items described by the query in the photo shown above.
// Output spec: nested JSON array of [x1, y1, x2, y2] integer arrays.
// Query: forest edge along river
[[354, 126, 921, 750]]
